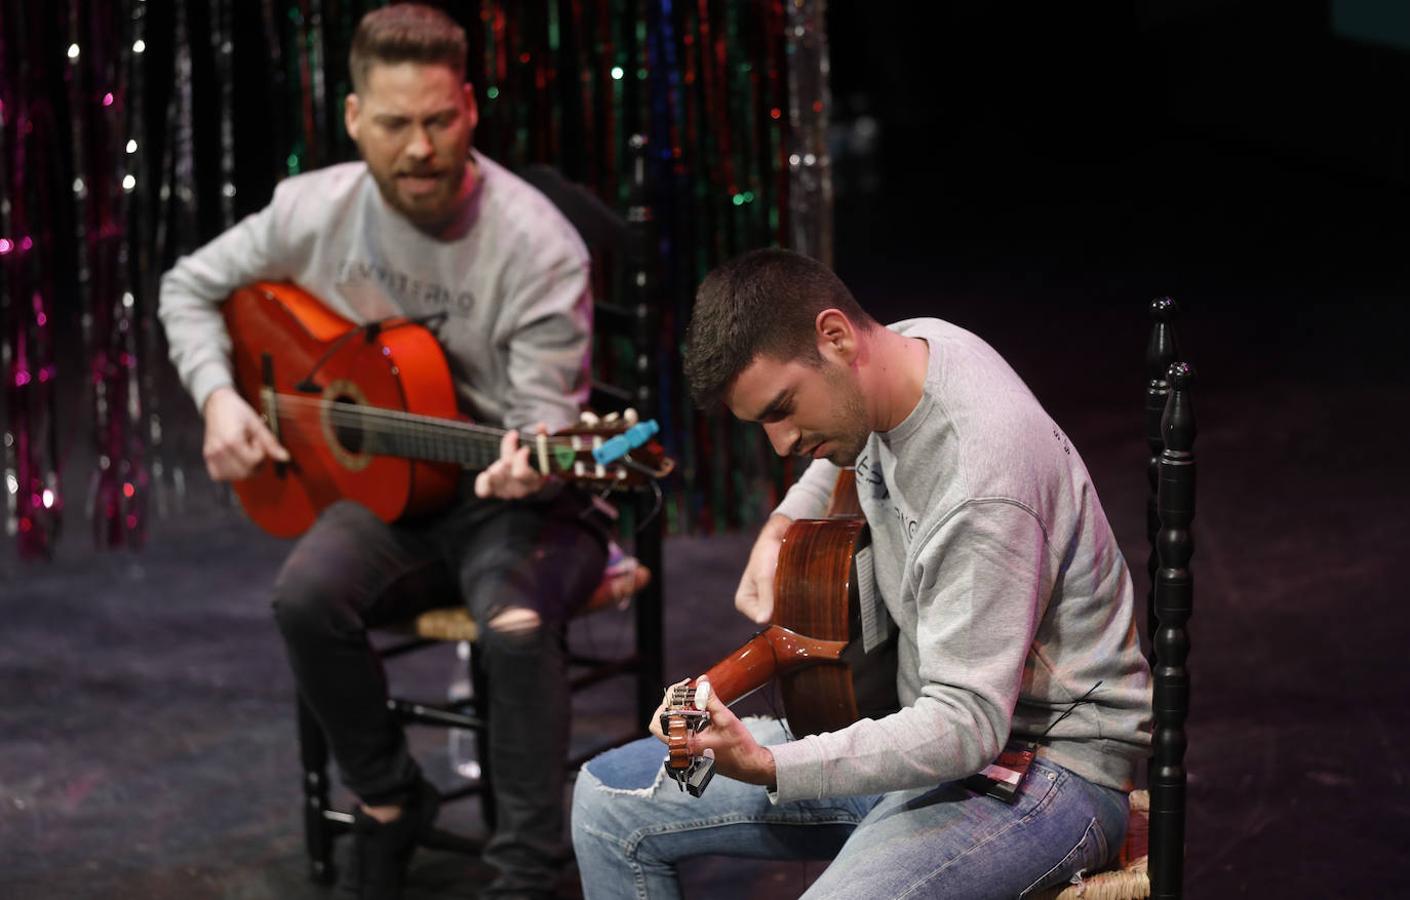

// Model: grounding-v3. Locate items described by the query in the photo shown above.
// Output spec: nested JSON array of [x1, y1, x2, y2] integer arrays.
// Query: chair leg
[[633, 499, 665, 727], [297, 694, 339, 885], [469, 643, 497, 830]]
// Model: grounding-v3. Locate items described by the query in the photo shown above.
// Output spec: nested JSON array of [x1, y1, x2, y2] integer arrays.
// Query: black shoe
[[348, 779, 441, 900]]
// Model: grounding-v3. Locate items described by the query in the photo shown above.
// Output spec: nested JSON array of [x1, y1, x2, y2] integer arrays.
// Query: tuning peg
[[624, 408, 640, 425], [592, 420, 660, 465], [580, 411, 601, 426], [604, 411, 620, 425]]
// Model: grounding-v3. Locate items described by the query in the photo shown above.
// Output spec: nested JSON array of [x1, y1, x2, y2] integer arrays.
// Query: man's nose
[[406, 125, 433, 159], [762, 421, 797, 457]]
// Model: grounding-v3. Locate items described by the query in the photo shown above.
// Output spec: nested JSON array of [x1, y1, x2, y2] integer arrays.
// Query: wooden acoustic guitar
[[662, 473, 898, 796], [222, 281, 672, 538]]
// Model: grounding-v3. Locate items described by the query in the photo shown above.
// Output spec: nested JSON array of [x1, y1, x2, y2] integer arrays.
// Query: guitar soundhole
[[331, 395, 367, 454]]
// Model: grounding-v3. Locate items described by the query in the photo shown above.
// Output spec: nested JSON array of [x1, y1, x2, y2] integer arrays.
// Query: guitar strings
[[272, 392, 552, 439], [260, 396, 669, 478], [261, 424, 613, 476], [266, 416, 558, 469], [268, 393, 596, 449], [269, 396, 664, 477], [267, 403, 513, 467]]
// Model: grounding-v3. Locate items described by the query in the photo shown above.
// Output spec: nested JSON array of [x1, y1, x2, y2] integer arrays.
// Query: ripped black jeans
[[272, 486, 609, 894]]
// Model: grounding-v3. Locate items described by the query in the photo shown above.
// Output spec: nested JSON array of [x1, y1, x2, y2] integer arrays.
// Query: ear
[[462, 83, 479, 132], [815, 309, 858, 364], [344, 92, 361, 142]]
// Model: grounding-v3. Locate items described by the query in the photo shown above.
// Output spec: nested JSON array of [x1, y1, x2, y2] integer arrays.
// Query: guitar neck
[[693, 625, 851, 708], [277, 393, 562, 474], [695, 631, 781, 707], [368, 415, 511, 471]]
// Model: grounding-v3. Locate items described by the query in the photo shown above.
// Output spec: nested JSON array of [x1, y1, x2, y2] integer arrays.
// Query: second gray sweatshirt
[[769, 318, 1152, 803]]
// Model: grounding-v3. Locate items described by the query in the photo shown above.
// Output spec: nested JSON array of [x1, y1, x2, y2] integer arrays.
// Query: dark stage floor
[[4, 136, 1409, 898]]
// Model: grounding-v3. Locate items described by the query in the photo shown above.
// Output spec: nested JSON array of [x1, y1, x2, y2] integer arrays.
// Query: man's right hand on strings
[[734, 514, 791, 624], [201, 386, 290, 481]]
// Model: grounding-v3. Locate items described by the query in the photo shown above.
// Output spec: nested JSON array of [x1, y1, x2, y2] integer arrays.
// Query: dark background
[[827, 0, 1409, 301], [2, 2, 1407, 897], [820, 1, 1410, 895]]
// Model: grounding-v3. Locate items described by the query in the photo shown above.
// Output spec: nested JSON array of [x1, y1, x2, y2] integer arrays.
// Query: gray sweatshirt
[[158, 151, 592, 432], [769, 318, 1152, 802]]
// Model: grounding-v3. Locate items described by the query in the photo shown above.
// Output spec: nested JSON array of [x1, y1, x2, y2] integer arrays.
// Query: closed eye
[[754, 390, 795, 424], [762, 404, 793, 424]]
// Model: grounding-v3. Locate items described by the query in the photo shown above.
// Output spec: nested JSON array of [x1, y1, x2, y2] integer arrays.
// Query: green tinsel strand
[[546, 0, 560, 162], [610, 0, 626, 206], [283, 4, 303, 175], [632, 9, 648, 177]]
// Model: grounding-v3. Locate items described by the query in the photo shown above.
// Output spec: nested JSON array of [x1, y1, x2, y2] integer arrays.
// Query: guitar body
[[224, 282, 460, 538], [667, 468, 895, 730], [663, 496, 899, 793], [773, 517, 868, 737]]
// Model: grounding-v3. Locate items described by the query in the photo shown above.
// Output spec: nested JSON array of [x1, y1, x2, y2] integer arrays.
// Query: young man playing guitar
[[159, 6, 608, 898], [571, 249, 1153, 898]]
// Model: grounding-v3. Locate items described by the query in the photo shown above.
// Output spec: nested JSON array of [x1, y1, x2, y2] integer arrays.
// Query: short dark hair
[[683, 249, 876, 408], [349, 4, 467, 93]]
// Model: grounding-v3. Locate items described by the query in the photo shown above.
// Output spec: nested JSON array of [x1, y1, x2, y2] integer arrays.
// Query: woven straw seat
[[398, 556, 652, 642]]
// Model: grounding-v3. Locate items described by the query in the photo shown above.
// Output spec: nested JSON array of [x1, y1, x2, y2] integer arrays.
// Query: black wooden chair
[[1039, 298, 1194, 900], [295, 137, 666, 884]]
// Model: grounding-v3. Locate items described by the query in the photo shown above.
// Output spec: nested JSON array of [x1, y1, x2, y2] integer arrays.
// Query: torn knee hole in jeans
[[486, 605, 542, 635], [581, 751, 669, 796]]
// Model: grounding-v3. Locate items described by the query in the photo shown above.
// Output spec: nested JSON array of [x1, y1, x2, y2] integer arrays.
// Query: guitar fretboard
[[272, 392, 589, 474]]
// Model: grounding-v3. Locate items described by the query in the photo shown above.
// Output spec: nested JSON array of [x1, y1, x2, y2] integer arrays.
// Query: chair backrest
[[517, 137, 658, 420], [1145, 299, 1196, 900], [517, 143, 664, 724], [1144, 298, 1180, 660], [517, 164, 629, 256]]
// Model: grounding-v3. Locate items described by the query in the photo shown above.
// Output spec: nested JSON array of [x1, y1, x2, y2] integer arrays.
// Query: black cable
[[1038, 680, 1104, 740], [610, 455, 664, 534]]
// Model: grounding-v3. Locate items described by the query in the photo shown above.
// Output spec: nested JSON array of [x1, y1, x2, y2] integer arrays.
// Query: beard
[[819, 364, 871, 466], [370, 163, 467, 229]]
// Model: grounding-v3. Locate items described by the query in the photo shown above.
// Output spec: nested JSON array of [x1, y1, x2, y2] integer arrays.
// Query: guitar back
[[223, 283, 460, 538], [773, 469, 900, 738], [773, 517, 866, 737]]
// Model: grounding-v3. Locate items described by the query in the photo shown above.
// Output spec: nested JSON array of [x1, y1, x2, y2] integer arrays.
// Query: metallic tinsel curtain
[[0, 0, 832, 558]]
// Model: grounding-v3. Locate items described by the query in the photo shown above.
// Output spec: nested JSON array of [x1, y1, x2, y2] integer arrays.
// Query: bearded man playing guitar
[[158, 6, 613, 898], [571, 249, 1153, 899]]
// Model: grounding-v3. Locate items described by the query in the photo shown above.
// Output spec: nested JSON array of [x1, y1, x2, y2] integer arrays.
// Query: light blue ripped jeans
[[571, 718, 1129, 899]]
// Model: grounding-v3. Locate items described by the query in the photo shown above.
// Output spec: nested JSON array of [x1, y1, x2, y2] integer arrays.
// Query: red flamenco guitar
[[661, 474, 899, 796], [222, 281, 672, 538]]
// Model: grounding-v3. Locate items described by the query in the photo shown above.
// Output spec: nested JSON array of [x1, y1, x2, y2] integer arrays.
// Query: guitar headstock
[[545, 409, 674, 488], [660, 678, 716, 796]]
